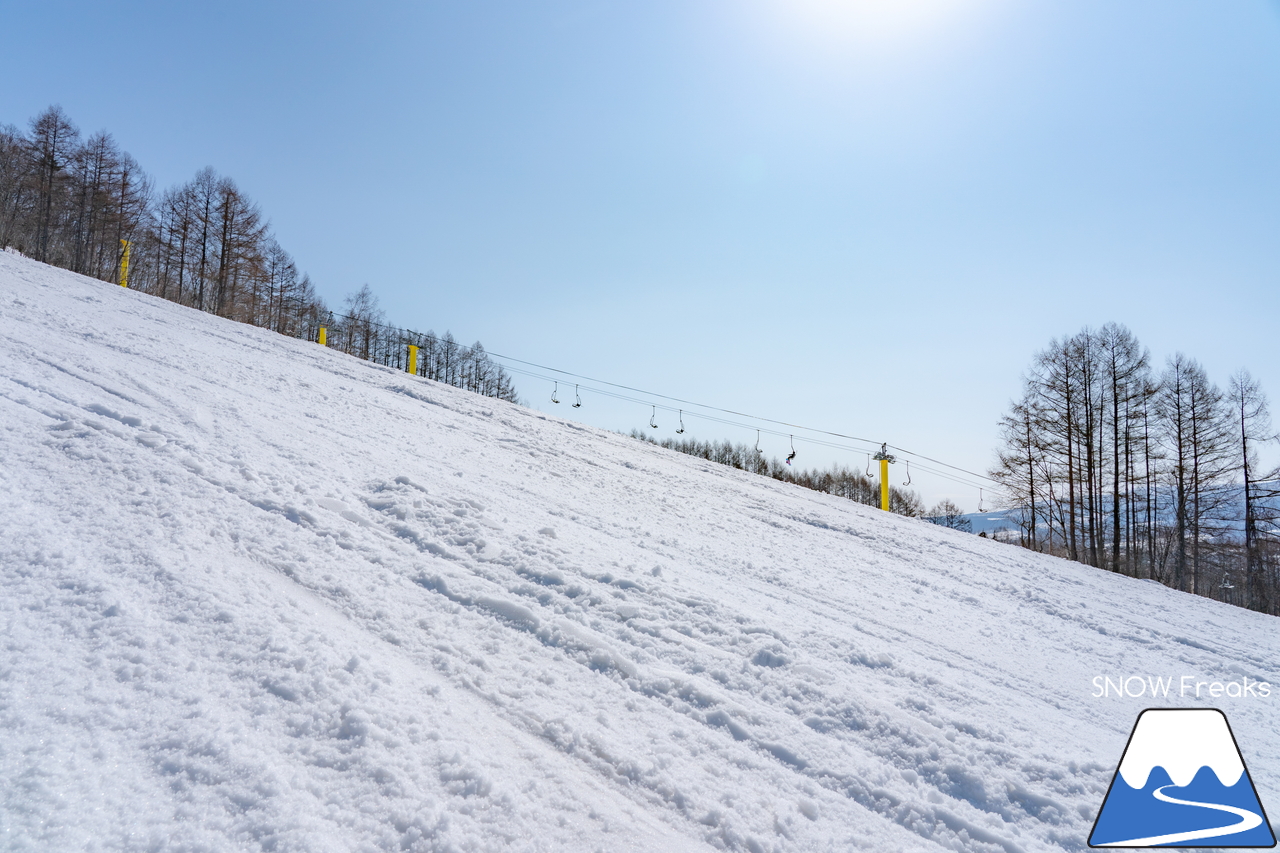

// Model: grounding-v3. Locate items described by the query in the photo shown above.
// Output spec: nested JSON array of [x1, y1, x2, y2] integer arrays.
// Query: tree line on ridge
[[991, 322, 1278, 614], [0, 105, 518, 403]]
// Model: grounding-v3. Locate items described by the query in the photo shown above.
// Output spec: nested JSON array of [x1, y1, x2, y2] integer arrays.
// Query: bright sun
[[772, 0, 976, 47]]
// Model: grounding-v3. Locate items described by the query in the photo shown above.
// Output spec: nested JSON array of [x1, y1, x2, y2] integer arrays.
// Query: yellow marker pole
[[880, 458, 889, 511], [118, 239, 131, 287], [318, 326, 327, 346], [407, 344, 419, 375], [873, 443, 895, 512]]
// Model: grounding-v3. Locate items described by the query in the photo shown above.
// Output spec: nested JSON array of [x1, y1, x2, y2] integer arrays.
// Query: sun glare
[[769, 0, 977, 49]]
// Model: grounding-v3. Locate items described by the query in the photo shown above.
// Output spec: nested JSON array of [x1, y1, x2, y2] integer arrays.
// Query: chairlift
[[978, 488, 986, 514], [1220, 576, 1234, 590], [902, 460, 911, 486], [786, 435, 796, 466], [755, 430, 763, 455], [551, 381, 560, 404], [865, 454, 874, 478], [573, 384, 582, 408], [649, 406, 659, 429], [676, 410, 685, 434]]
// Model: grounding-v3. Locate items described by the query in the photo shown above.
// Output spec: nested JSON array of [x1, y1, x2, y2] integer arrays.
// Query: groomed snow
[[1, 251, 1276, 852]]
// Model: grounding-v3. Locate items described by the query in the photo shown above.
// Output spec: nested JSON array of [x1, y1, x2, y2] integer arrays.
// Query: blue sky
[[4, 0, 1279, 507]]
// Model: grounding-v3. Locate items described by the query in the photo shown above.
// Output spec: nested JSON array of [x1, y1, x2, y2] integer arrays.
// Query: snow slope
[[1, 251, 1276, 853]]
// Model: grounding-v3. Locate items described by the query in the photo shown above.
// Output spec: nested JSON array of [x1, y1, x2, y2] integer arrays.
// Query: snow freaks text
[[1092, 676, 1272, 700]]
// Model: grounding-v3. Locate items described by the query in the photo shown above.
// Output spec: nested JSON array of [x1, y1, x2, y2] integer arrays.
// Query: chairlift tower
[[873, 443, 895, 511]]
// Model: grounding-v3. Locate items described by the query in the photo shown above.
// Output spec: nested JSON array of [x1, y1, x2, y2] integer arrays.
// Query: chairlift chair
[[551, 381, 560, 404], [650, 406, 658, 429], [573, 385, 582, 408], [786, 435, 796, 466], [676, 410, 685, 434]]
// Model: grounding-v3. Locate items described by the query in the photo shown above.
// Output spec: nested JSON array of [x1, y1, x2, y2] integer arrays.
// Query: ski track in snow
[[0, 251, 1277, 852]]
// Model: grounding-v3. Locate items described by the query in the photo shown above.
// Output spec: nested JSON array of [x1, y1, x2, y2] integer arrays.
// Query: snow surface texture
[[1, 250, 1277, 852]]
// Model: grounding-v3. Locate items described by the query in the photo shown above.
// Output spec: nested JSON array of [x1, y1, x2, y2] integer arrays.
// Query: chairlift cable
[[311, 312, 1010, 497], [486, 351, 882, 447], [886, 444, 997, 484], [491, 362, 1009, 496]]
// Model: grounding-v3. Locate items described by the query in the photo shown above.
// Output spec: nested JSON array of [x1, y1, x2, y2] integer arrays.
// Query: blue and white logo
[[1089, 708, 1275, 848]]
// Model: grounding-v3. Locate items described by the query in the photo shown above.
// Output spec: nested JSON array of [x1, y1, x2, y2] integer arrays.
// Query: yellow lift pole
[[873, 443, 896, 511], [407, 344, 419, 375], [118, 240, 131, 287], [318, 326, 327, 346]]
